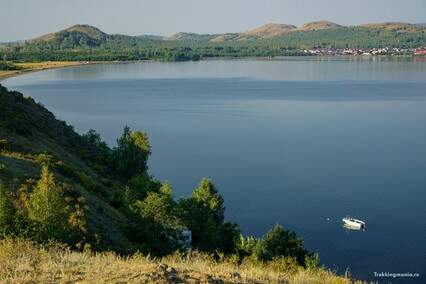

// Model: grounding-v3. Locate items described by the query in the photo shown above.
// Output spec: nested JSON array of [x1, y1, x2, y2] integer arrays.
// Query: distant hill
[[299, 21, 343, 31], [241, 23, 297, 38], [361, 22, 425, 32], [1, 21, 424, 62], [31, 24, 108, 44], [24, 21, 426, 46], [167, 32, 215, 41], [168, 21, 425, 44]]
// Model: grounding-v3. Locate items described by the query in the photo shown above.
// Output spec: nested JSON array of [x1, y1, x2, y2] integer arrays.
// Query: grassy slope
[[0, 238, 361, 283], [0, 84, 132, 251]]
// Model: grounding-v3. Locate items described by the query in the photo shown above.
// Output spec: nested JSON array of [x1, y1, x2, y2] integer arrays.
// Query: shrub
[[253, 224, 309, 266], [237, 235, 258, 258], [67, 196, 88, 248], [35, 153, 54, 166], [305, 253, 320, 270], [27, 166, 70, 241]]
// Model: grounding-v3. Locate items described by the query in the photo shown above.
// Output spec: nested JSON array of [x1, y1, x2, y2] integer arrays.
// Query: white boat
[[342, 216, 366, 229]]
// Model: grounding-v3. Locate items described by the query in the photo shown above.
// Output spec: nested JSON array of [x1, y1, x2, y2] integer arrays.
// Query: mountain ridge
[[3, 20, 424, 62], [29, 21, 425, 44]]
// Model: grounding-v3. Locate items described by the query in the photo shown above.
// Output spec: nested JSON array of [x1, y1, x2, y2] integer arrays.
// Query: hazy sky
[[1, 0, 425, 42]]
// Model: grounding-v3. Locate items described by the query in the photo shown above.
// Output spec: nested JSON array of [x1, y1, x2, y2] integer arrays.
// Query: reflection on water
[[343, 224, 366, 232], [2, 58, 426, 283]]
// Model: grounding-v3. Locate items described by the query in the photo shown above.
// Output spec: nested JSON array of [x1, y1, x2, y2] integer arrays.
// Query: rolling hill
[[299, 21, 343, 31], [24, 21, 426, 46], [241, 23, 297, 38], [361, 22, 425, 32], [1, 21, 424, 62], [168, 21, 424, 42], [32, 24, 107, 43]]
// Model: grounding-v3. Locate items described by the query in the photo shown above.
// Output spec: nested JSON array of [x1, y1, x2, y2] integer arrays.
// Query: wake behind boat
[[342, 216, 366, 229]]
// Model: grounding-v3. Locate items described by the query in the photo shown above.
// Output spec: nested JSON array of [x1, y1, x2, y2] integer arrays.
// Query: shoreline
[[0, 61, 105, 81], [0, 60, 160, 81]]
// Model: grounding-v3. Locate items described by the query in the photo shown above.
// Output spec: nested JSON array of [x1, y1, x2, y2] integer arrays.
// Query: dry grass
[[0, 238, 364, 284], [361, 22, 424, 32], [243, 23, 297, 38], [299, 21, 342, 31], [14, 61, 83, 70], [0, 71, 18, 78], [0, 61, 87, 80]]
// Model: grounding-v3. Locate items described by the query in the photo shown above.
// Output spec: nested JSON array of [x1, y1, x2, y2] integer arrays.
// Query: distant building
[[414, 49, 426, 55]]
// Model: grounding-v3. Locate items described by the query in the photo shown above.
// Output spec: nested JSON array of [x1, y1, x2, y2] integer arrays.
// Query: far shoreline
[[0, 55, 419, 82]]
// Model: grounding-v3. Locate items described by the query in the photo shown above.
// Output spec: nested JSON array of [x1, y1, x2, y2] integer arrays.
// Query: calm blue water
[[3, 58, 426, 282]]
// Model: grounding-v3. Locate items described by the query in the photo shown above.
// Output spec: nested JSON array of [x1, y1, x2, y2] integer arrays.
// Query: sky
[[1, 0, 425, 42]]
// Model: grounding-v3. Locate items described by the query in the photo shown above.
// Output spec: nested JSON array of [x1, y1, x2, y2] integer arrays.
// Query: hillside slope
[[0, 84, 132, 251], [241, 23, 297, 38], [0, 238, 360, 284], [299, 21, 343, 31], [32, 24, 107, 43]]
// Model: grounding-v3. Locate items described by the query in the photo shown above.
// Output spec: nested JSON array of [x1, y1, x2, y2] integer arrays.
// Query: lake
[[3, 57, 426, 282]]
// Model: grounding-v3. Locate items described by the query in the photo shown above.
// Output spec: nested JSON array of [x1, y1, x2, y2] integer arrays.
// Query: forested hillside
[[1, 22, 425, 62]]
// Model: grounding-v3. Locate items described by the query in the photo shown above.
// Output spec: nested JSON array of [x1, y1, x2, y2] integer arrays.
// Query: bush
[[237, 235, 258, 258], [253, 224, 309, 266], [304, 253, 320, 270], [27, 166, 70, 241]]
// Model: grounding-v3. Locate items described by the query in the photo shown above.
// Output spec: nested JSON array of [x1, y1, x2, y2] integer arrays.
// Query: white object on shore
[[342, 216, 366, 229]]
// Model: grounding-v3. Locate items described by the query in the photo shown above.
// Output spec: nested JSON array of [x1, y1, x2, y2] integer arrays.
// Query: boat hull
[[342, 218, 365, 228]]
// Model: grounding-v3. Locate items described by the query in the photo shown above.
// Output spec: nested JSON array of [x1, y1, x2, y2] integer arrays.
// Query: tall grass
[[0, 238, 364, 283]]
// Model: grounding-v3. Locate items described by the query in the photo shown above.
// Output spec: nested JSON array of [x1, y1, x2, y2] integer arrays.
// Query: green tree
[[27, 166, 69, 241], [253, 224, 309, 265], [178, 178, 239, 254], [113, 126, 151, 181], [135, 182, 180, 228], [122, 172, 161, 209], [191, 178, 224, 222], [128, 183, 183, 255]]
